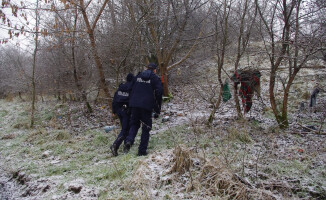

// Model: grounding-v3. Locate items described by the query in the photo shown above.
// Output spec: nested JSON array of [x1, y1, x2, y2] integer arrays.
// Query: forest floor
[[0, 62, 326, 199]]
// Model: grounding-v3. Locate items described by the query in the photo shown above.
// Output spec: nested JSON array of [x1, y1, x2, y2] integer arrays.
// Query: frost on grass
[[129, 146, 278, 200], [0, 59, 326, 199]]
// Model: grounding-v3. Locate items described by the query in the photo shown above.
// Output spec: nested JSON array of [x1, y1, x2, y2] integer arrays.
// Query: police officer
[[110, 73, 134, 156], [124, 63, 163, 156]]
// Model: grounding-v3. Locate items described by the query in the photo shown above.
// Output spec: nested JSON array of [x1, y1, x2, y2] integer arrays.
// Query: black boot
[[123, 142, 131, 153], [110, 144, 118, 157]]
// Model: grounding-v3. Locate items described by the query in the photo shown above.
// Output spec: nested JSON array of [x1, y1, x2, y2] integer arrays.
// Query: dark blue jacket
[[129, 70, 163, 113], [112, 81, 133, 114]]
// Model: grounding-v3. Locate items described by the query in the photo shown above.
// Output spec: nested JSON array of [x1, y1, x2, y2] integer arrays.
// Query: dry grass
[[4, 94, 14, 102], [1, 133, 16, 140], [197, 161, 248, 199], [169, 145, 193, 174], [128, 145, 279, 199], [128, 160, 154, 199]]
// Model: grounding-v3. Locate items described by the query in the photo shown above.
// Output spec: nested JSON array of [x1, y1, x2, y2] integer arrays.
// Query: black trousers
[[113, 107, 130, 148], [125, 107, 152, 154]]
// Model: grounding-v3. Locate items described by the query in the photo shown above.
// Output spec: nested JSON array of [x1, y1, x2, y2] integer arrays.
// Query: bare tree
[[31, 0, 40, 128], [207, 0, 258, 123], [0, 47, 30, 98], [208, 0, 232, 124], [133, 0, 209, 96], [232, 0, 257, 118], [48, 3, 93, 111], [256, 0, 324, 128], [49, 0, 114, 110]]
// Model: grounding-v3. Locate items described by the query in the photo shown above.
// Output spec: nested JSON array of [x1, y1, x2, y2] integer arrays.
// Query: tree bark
[[160, 63, 169, 96], [71, 4, 92, 113], [256, 0, 300, 129], [30, 0, 39, 128], [233, 0, 255, 118], [79, 0, 112, 111], [208, 0, 230, 124]]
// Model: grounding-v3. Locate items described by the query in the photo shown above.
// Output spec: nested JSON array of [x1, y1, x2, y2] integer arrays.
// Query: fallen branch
[[287, 130, 326, 136], [286, 131, 312, 136], [233, 173, 254, 188], [296, 123, 326, 135]]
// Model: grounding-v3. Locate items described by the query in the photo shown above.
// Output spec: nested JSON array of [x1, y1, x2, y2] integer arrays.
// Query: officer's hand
[[154, 113, 159, 119]]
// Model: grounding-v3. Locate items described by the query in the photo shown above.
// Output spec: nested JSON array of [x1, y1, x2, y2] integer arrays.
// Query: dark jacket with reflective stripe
[[129, 69, 163, 114]]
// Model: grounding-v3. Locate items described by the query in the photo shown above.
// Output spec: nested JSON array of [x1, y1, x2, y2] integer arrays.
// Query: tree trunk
[[207, 0, 230, 124], [18, 92, 24, 101], [30, 0, 39, 128], [233, 0, 253, 119], [79, 0, 112, 111], [160, 63, 169, 96], [233, 83, 242, 117], [208, 88, 223, 124], [62, 94, 67, 103], [256, 0, 294, 129], [71, 5, 92, 113]]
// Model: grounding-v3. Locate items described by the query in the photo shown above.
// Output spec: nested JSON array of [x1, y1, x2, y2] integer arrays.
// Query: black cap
[[126, 73, 134, 82], [147, 63, 157, 69]]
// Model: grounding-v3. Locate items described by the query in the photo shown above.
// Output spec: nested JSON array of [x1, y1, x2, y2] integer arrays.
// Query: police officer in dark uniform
[[110, 73, 134, 156], [124, 63, 163, 156]]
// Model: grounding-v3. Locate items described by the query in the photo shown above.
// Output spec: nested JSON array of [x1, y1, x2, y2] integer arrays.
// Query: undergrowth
[[0, 98, 325, 199]]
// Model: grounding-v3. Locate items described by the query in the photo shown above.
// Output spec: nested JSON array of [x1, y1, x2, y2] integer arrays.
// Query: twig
[[255, 145, 262, 183], [187, 164, 194, 191], [241, 143, 247, 177], [234, 173, 253, 188], [297, 123, 326, 135], [286, 131, 310, 136], [318, 115, 325, 134]]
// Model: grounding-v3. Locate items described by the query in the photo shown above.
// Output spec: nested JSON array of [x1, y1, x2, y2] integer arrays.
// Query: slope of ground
[[0, 59, 325, 199]]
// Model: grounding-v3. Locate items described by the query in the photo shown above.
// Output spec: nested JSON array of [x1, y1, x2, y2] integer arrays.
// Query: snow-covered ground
[[0, 59, 325, 199]]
